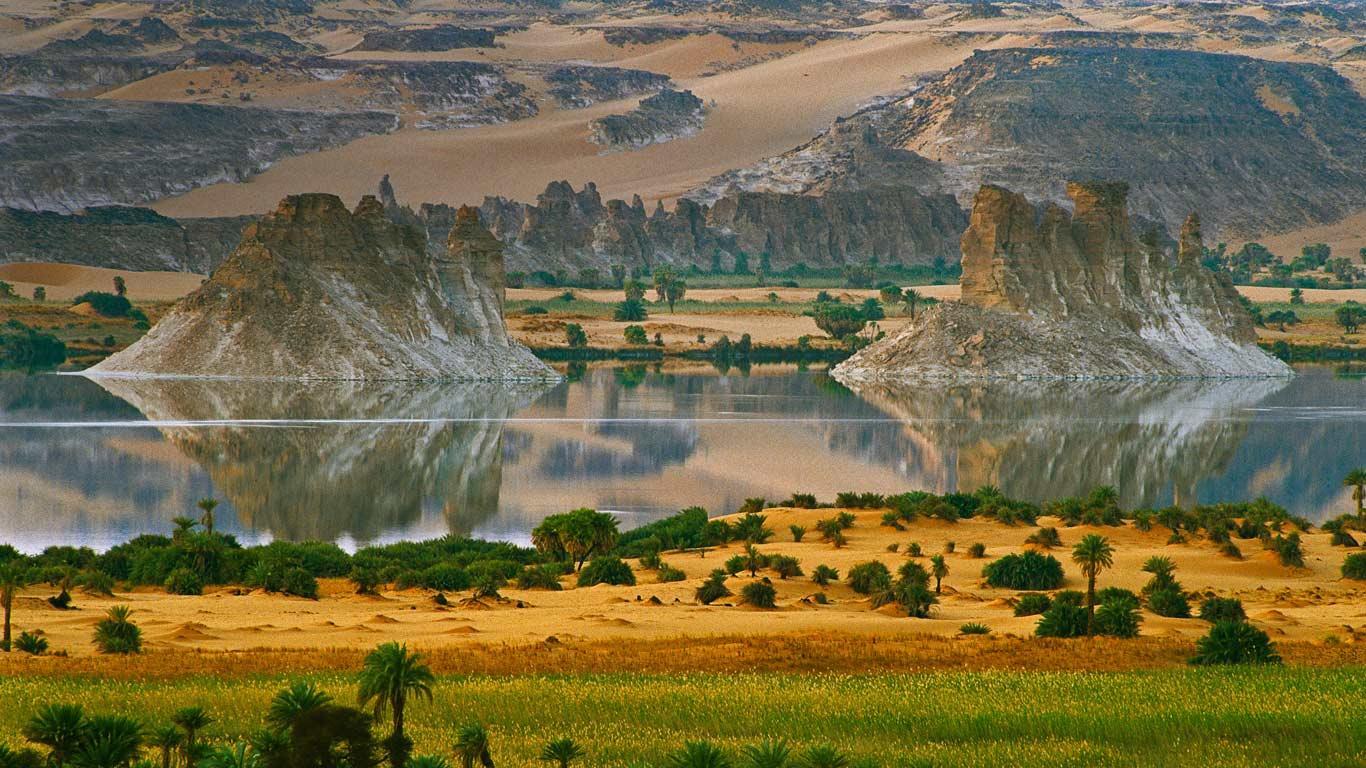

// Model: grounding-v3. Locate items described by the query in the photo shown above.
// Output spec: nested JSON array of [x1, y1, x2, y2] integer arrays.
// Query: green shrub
[[0, 327, 66, 368], [695, 570, 731, 605], [78, 570, 114, 596], [420, 563, 471, 591], [1267, 533, 1305, 568], [1146, 588, 1191, 618], [959, 622, 990, 635], [741, 580, 777, 609], [1342, 553, 1366, 580], [577, 556, 635, 587], [1035, 602, 1089, 638], [350, 567, 383, 595], [967, 543, 986, 559], [982, 551, 1064, 590], [847, 561, 892, 595], [1014, 593, 1052, 617], [724, 555, 746, 576], [280, 568, 318, 599], [93, 605, 141, 654], [1026, 527, 1062, 548], [786, 494, 818, 509], [71, 291, 131, 317], [1199, 597, 1247, 623], [14, 631, 48, 655], [656, 564, 686, 583], [768, 555, 802, 579], [810, 565, 838, 587], [788, 525, 806, 542], [516, 565, 564, 590], [1190, 621, 1282, 665], [164, 568, 203, 596], [1094, 592, 1142, 638]]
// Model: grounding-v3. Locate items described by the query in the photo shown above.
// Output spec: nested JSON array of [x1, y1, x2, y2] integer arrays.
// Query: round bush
[[1199, 597, 1247, 624], [280, 567, 319, 599], [420, 563, 471, 591], [1190, 621, 1281, 665], [164, 568, 203, 596], [741, 580, 777, 609], [1095, 594, 1142, 638], [983, 551, 1064, 590], [1035, 603, 1088, 638], [577, 556, 636, 587], [1146, 588, 1191, 618], [1013, 593, 1052, 617], [847, 561, 892, 595], [1342, 552, 1366, 580], [516, 565, 563, 590], [695, 570, 731, 605]]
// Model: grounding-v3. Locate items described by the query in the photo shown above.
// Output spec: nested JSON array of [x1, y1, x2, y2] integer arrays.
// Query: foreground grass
[[2, 668, 1361, 767]]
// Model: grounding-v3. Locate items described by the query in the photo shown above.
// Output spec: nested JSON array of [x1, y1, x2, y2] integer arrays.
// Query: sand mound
[[368, 614, 400, 624], [447, 625, 480, 634]]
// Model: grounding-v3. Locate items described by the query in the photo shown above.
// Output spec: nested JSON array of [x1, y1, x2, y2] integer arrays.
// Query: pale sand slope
[[152, 31, 976, 218], [1238, 208, 1366, 263], [0, 263, 205, 301], [7, 506, 1362, 657]]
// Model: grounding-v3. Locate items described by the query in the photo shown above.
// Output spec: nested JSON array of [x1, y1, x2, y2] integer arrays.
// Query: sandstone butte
[[88, 193, 558, 381], [834, 181, 1293, 382]]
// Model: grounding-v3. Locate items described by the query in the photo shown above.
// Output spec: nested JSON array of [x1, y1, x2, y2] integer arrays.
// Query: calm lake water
[[0, 365, 1360, 553]]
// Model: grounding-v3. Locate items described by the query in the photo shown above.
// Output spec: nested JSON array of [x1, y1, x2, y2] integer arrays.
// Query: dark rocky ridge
[[543, 65, 672, 109], [887, 47, 1366, 239], [589, 88, 707, 150], [0, 207, 250, 273], [0, 95, 398, 212], [352, 25, 499, 52]]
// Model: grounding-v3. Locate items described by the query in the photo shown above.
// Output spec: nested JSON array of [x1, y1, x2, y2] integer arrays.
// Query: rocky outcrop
[[589, 88, 706, 150], [0, 206, 250, 273], [543, 65, 671, 109], [0, 96, 397, 212], [352, 26, 498, 52], [833, 182, 1292, 382], [887, 47, 1366, 239], [90, 194, 556, 381]]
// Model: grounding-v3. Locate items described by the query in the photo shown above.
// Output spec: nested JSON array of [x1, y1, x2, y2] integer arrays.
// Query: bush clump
[[810, 565, 838, 587], [577, 556, 636, 587], [959, 622, 990, 635], [982, 551, 1064, 590], [847, 561, 892, 595], [516, 565, 564, 590], [1342, 552, 1366, 580], [163, 567, 203, 596], [741, 580, 777, 609], [1190, 621, 1281, 665], [1146, 588, 1191, 618], [93, 605, 141, 654], [1199, 597, 1247, 624], [656, 564, 686, 583], [1013, 593, 1052, 617], [695, 570, 731, 605]]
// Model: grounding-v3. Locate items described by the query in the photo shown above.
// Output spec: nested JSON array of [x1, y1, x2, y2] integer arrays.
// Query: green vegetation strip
[[3, 669, 1362, 767]]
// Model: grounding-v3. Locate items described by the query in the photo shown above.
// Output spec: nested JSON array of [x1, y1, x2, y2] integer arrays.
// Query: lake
[[0, 365, 1360, 553]]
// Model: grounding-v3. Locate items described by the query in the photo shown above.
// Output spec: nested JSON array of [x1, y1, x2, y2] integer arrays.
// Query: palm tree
[[357, 642, 434, 768], [1, 561, 27, 651], [1345, 468, 1366, 521], [537, 739, 584, 768], [930, 555, 948, 594], [406, 758, 451, 768], [171, 707, 212, 757], [796, 746, 849, 768], [743, 544, 763, 578], [198, 743, 260, 768], [196, 499, 219, 535], [1072, 534, 1115, 636], [71, 715, 143, 768], [666, 742, 730, 768], [23, 703, 88, 766], [452, 724, 493, 768], [170, 517, 197, 542], [903, 288, 921, 319], [267, 682, 332, 729], [147, 726, 182, 768], [739, 739, 789, 768]]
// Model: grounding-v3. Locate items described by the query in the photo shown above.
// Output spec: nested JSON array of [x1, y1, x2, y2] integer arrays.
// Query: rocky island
[[833, 182, 1293, 382], [88, 194, 556, 381]]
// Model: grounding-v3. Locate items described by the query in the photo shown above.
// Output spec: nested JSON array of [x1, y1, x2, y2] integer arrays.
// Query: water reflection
[[0, 366, 1359, 552]]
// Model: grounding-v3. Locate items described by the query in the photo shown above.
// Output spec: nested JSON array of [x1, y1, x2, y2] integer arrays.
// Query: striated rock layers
[[90, 193, 556, 381], [833, 182, 1292, 382]]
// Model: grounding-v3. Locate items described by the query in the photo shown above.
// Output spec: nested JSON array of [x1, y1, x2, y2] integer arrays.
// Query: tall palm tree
[[356, 642, 434, 767], [1345, 468, 1366, 521], [1, 561, 27, 651], [71, 715, 142, 768], [170, 707, 212, 757], [743, 544, 763, 578], [903, 288, 921, 319], [267, 682, 333, 729], [147, 726, 182, 768], [537, 739, 584, 768], [1072, 534, 1115, 636], [196, 499, 219, 536], [170, 517, 197, 542], [930, 555, 948, 594], [452, 725, 493, 768], [23, 703, 88, 766]]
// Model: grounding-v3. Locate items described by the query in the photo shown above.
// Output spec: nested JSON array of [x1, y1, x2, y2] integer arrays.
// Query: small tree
[[32, 287, 46, 302], [564, 324, 588, 348], [1289, 287, 1304, 304], [1344, 468, 1365, 521], [623, 279, 645, 302], [1072, 534, 1115, 636], [665, 278, 687, 312], [623, 325, 648, 345], [1335, 303, 1363, 334], [93, 605, 141, 654], [0, 561, 27, 651], [357, 642, 434, 768], [538, 739, 584, 768], [614, 299, 648, 322], [812, 303, 865, 339], [113, 276, 127, 297], [695, 570, 731, 605], [453, 724, 493, 768], [929, 554, 948, 594], [197, 497, 219, 535]]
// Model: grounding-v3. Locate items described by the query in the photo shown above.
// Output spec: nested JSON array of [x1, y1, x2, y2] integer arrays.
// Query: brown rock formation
[[89, 193, 555, 381], [834, 182, 1290, 381]]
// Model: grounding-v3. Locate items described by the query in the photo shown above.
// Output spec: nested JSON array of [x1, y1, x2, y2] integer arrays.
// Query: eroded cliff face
[[834, 182, 1291, 382], [89, 194, 556, 381]]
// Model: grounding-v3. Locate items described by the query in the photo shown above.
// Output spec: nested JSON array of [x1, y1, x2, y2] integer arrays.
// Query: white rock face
[[834, 182, 1292, 383], [89, 194, 558, 381]]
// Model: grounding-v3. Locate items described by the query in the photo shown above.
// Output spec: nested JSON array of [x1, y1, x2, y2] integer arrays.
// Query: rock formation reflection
[[92, 377, 550, 542], [843, 377, 1291, 510]]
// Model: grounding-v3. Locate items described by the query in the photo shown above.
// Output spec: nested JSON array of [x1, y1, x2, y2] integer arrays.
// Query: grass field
[[2, 668, 1362, 767]]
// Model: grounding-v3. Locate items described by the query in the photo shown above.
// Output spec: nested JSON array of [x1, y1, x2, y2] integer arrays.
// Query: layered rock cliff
[[833, 182, 1292, 382], [90, 194, 556, 381]]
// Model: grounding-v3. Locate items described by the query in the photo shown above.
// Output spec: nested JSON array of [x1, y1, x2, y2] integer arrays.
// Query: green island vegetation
[[505, 259, 962, 291], [1206, 241, 1365, 289]]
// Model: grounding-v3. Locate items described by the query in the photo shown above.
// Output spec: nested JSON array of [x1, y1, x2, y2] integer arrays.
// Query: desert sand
[[3, 505, 1362, 661], [0, 263, 205, 301]]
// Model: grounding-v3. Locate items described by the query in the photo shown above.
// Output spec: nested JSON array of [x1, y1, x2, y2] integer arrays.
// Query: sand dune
[[0, 262, 205, 301]]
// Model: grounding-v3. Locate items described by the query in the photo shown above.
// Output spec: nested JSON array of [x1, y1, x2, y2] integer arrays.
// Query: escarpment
[[89, 194, 556, 381], [833, 182, 1291, 382]]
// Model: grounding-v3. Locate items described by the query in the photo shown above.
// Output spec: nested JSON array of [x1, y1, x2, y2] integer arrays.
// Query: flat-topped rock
[[89, 193, 557, 381], [833, 182, 1291, 382]]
